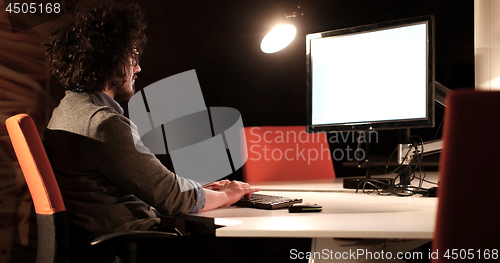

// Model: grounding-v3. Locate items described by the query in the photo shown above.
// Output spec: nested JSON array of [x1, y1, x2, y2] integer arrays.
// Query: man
[[43, 0, 259, 257]]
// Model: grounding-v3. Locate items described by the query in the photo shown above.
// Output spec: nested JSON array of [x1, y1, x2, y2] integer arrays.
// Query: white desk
[[187, 172, 439, 262]]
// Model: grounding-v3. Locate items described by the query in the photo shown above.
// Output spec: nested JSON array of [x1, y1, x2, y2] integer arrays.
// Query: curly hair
[[45, 1, 147, 92]]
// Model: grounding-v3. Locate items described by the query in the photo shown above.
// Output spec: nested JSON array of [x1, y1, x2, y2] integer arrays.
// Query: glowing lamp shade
[[260, 24, 297, 53]]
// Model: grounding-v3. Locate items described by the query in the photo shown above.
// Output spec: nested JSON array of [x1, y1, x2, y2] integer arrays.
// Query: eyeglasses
[[131, 48, 142, 67]]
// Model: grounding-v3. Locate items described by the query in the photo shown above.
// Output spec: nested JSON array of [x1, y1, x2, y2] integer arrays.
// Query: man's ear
[[108, 77, 122, 89]]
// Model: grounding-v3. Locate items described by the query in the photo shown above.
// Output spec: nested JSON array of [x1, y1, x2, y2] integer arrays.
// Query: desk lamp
[[261, 1, 303, 53]]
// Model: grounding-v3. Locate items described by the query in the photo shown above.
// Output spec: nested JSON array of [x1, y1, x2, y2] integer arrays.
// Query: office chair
[[432, 90, 500, 262], [242, 126, 335, 183], [5, 114, 177, 263]]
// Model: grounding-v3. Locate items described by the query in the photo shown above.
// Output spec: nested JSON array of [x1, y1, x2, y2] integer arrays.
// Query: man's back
[[44, 91, 197, 242]]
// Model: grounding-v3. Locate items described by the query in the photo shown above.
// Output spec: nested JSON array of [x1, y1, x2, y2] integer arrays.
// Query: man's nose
[[133, 64, 141, 73]]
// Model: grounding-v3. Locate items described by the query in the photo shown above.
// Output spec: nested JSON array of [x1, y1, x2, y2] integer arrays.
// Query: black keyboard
[[232, 193, 302, 210]]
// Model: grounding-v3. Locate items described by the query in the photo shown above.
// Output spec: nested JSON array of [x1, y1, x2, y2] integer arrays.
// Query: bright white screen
[[311, 22, 428, 126]]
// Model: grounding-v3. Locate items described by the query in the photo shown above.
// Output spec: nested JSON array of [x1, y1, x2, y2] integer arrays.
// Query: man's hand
[[217, 180, 260, 206], [200, 180, 260, 212], [202, 179, 229, 190]]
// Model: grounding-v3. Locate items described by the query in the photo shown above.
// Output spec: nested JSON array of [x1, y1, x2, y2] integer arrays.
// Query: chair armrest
[[90, 230, 177, 246]]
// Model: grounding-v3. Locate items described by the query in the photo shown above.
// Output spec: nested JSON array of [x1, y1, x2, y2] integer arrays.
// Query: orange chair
[[6, 114, 176, 263], [432, 90, 500, 262], [242, 126, 335, 183]]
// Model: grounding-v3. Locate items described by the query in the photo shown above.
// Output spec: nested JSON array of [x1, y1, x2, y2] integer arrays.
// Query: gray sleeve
[[88, 110, 201, 216], [186, 179, 206, 213]]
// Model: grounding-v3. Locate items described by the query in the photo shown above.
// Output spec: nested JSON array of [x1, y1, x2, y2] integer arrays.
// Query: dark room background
[[132, 0, 474, 176], [0, 1, 474, 261]]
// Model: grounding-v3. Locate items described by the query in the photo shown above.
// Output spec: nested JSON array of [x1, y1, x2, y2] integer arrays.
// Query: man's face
[[114, 50, 141, 101]]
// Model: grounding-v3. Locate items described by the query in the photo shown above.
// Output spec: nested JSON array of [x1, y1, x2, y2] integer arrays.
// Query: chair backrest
[[242, 126, 335, 183], [5, 114, 69, 263], [432, 89, 500, 262]]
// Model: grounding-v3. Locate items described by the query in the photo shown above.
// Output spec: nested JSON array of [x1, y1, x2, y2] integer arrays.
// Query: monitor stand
[[343, 131, 394, 190], [395, 129, 414, 195]]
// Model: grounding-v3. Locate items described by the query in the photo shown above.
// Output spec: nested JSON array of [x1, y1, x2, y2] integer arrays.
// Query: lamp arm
[[435, 81, 452, 107]]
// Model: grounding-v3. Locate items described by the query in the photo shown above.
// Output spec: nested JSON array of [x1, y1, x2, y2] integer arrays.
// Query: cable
[[356, 134, 439, 197], [384, 145, 399, 172]]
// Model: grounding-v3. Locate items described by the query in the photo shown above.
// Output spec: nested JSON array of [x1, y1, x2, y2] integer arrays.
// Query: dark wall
[[133, 0, 474, 174], [0, 1, 474, 260], [135, 0, 473, 123]]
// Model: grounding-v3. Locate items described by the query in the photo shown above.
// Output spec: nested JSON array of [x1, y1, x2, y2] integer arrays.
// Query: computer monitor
[[306, 15, 435, 133]]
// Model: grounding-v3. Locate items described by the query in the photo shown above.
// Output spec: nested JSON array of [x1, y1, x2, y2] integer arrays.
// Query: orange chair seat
[[243, 126, 335, 183]]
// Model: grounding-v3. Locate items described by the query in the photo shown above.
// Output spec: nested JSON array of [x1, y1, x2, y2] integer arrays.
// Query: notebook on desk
[[232, 193, 302, 210]]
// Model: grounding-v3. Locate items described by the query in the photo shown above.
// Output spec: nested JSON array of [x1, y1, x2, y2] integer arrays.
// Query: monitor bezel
[[306, 15, 435, 133]]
